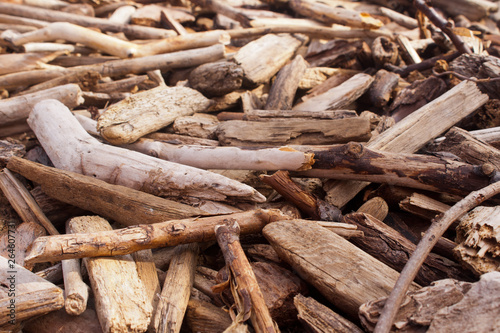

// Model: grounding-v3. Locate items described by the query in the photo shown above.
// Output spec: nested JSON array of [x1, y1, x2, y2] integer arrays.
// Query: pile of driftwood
[[3, 0, 500, 332]]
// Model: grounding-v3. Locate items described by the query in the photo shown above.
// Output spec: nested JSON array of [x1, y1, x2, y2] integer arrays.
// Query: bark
[[368, 69, 399, 108], [24, 209, 290, 264], [379, 6, 417, 29], [28, 99, 265, 203]]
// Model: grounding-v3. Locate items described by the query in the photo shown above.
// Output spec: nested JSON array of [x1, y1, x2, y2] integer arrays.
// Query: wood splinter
[[215, 220, 278, 333]]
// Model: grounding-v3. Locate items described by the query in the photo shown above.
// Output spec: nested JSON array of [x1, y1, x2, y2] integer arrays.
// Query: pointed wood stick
[[373, 180, 500, 333], [7, 156, 207, 226], [28, 99, 265, 203], [153, 243, 199, 333], [215, 220, 278, 333], [24, 209, 290, 264]]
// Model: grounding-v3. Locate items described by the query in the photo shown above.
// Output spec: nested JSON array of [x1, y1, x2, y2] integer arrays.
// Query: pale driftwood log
[[108, 4, 136, 24], [293, 73, 374, 111], [263, 220, 420, 318], [396, 35, 421, 65], [379, 6, 417, 29], [245, 109, 358, 121], [146, 132, 220, 146], [19, 71, 101, 96], [215, 221, 278, 333], [0, 44, 225, 90], [172, 113, 219, 139], [0, 13, 48, 28], [265, 55, 308, 110], [7, 157, 207, 226], [61, 257, 88, 316], [294, 294, 364, 333], [153, 243, 199, 333], [298, 67, 358, 90], [454, 206, 500, 275], [0, 168, 59, 236], [185, 299, 232, 333], [289, 0, 383, 29], [432, 0, 497, 21], [359, 278, 473, 332], [357, 196, 389, 222], [437, 126, 500, 171], [317, 221, 363, 238], [0, 2, 176, 39], [324, 79, 489, 208], [160, 9, 189, 36], [0, 51, 62, 76], [68, 216, 152, 333], [0, 222, 45, 270], [299, 142, 494, 197], [28, 100, 265, 203], [343, 212, 472, 286], [97, 86, 212, 144], [23, 308, 103, 333], [24, 209, 290, 264], [216, 118, 371, 146], [300, 70, 359, 103], [367, 69, 399, 108], [92, 75, 149, 94], [191, 0, 251, 27], [0, 83, 83, 130], [399, 192, 450, 220], [233, 33, 302, 86], [0, 256, 64, 327], [188, 61, 244, 97]]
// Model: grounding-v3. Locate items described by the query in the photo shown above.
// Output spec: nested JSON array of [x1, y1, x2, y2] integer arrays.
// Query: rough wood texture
[[294, 294, 364, 333], [153, 243, 198, 333], [233, 33, 302, 86], [265, 55, 308, 110], [28, 99, 265, 203], [24, 209, 290, 264], [0, 221, 45, 270], [7, 157, 207, 226], [172, 113, 219, 139], [68, 216, 152, 333], [455, 206, 500, 275], [293, 73, 374, 111], [22, 308, 103, 333], [0, 256, 64, 327], [216, 118, 371, 146], [61, 256, 89, 316], [185, 298, 232, 333], [132, 249, 160, 331], [188, 61, 244, 97], [368, 69, 399, 108], [263, 220, 419, 318], [97, 86, 212, 144], [399, 192, 450, 220]]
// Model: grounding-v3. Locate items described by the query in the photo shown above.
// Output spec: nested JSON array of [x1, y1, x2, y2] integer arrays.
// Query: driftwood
[[188, 61, 244, 97], [23, 308, 103, 333], [185, 299, 232, 333], [263, 220, 420, 319], [24, 209, 290, 264], [97, 86, 212, 144], [67, 216, 153, 333], [0, 221, 45, 270], [399, 192, 450, 220], [172, 113, 219, 139], [28, 99, 265, 202]]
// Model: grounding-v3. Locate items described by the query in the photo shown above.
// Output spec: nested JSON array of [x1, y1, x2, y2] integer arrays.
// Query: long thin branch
[[373, 180, 500, 333]]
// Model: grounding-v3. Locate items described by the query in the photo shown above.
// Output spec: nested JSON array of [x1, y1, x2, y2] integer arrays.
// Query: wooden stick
[[191, 0, 252, 27], [215, 220, 278, 333], [373, 180, 500, 333], [22, 308, 103, 333], [68, 216, 153, 333], [24, 209, 290, 264], [61, 257, 89, 316], [245, 109, 358, 121], [0, 222, 46, 270], [132, 249, 161, 325], [379, 6, 417, 29], [7, 156, 207, 226], [0, 256, 64, 327], [0, 168, 59, 236], [28, 99, 265, 203], [185, 298, 233, 333], [153, 243, 199, 333]]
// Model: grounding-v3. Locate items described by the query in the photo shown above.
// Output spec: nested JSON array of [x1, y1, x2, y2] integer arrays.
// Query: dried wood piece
[[97, 86, 212, 144], [160, 9, 188, 35], [188, 61, 244, 97], [357, 196, 389, 222], [68, 216, 152, 333], [265, 55, 308, 110], [191, 0, 251, 27], [0, 139, 25, 167], [24, 209, 290, 264], [172, 113, 219, 139], [368, 69, 399, 108], [324, 79, 489, 208], [0, 83, 83, 132], [360, 278, 473, 332], [454, 206, 500, 275], [399, 192, 450, 220], [0, 44, 225, 90], [19, 71, 101, 96], [108, 4, 136, 24], [216, 118, 371, 146], [372, 36, 400, 68], [185, 298, 232, 333], [379, 6, 417, 29], [290, 0, 383, 29], [22, 308, 103, 333], [432, 0, 497, 22], [293, 73, 374, 111], [298, 67, 355, 90], [0, 51, 62, 76], [317, 221, 364, 238], [260, 170, 343, 221], [153, 243, 198, 333], [233, 33, 302, 86], [28, 99, 265, 203], [0, 222, 45, 270], [263, 220, 420, 318], [343, 212, 472, 286], [294, 294, 364, 333], [0, 256, 64, 327], [7, 157, 206, 226], [244, 108, 357, 121], [215, 220, 278, 332], [396, 35, 421, 65], [0, 168, 59, 236]]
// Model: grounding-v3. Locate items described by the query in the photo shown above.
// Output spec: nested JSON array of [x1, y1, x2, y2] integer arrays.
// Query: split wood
[[24, 209, 290, 264], [373, 180, 500, 333]]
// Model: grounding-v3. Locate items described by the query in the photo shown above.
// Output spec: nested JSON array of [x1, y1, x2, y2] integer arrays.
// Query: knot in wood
[[170, 223, 186, 234], [344, 142, 364, 159]]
